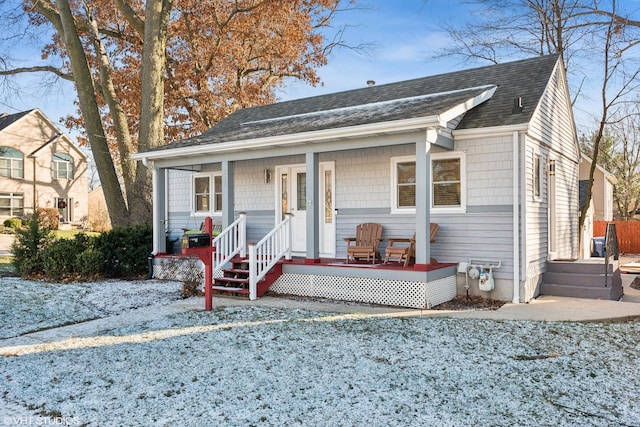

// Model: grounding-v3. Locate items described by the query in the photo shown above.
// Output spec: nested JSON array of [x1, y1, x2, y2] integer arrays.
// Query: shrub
[[38, 208, 60, 230], [94, 224, 152, 277], [3, 218, 22, 229], [11, 210, 55, 277], [76, 248, 104, 278], [42, 233, 97, 281]]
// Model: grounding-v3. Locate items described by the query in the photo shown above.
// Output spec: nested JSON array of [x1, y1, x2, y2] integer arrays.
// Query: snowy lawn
[[0, 278, 184, 339], [1, 279, 640, 426]]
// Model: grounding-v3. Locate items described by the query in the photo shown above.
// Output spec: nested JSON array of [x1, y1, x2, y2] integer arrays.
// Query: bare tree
[[437, 0, 640, 246], [583, 105, 640, 220], [0, 0, 359, 227]]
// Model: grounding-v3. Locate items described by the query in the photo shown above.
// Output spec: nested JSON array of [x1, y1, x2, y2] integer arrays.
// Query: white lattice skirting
[[269, 273, 457, 309]]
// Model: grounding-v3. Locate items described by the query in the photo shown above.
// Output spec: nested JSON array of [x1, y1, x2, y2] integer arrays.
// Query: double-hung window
[[0, 193, 24, 216], [391, 156, 416, 213], [193, 173, 222, 215], [52, 153, 74, 179], [431, 152, 465, 212], [391, 152, 466, 214], [0, 147, 24, 179]]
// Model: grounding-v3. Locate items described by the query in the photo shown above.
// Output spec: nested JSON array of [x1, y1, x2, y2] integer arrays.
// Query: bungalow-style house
[[0, 109, 88, 227], [134, 54, 581, 308]]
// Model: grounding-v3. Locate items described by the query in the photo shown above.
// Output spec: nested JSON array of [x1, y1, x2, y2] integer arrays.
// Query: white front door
[[276, 162, 335, 257]]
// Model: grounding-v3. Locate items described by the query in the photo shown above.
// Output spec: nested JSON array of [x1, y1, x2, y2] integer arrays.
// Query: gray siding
[[526, 60, 580, 265]]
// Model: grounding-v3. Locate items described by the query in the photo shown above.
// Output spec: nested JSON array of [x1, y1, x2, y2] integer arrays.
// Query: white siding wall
[[524, 60, 580, 300]]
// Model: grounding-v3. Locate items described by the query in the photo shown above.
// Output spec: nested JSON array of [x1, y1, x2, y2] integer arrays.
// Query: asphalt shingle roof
[[0, 110, 33, 132], [154, 54, 560, 153]]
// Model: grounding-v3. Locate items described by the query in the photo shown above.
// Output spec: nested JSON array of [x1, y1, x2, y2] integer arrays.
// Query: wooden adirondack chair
[[344, 223, 383, 264], [384, 223, 440, 267]]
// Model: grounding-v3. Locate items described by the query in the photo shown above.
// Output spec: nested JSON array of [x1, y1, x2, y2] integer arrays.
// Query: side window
[[432, 152, 465, 212], [0, 147, 24, 179], [533, 153, 543, 201], [52, 153, 74, 179]]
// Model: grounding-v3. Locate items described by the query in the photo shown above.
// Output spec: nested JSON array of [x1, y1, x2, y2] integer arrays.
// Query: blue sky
[[0, 0, 603, 136], [279, 0, 465, 101], [1, 0, 473, 131]]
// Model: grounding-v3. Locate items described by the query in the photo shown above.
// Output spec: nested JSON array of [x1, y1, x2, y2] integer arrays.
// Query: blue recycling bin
[[591, 237, 605, 257]]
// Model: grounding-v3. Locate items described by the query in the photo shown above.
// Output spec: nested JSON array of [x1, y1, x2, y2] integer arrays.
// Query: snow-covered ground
[[1, 278, 640, 426]]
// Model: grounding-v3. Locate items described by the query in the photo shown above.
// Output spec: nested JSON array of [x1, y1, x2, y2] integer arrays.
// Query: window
[[0, 147, 24, 179], [432, 153, 464, 210], [193, 173, 222, 215], [391, 152, 465, 213], [533, 153, 542, 200], [52, 153, 74, 179], [0, 193, 24, 216], [391, 156, 416, 213]]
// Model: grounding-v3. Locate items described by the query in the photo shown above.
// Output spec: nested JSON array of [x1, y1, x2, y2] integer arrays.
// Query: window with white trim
[[391, 156, 416, 213], [391, 152, 466, 213], [0, 193, 24, 216], [52, 152, 74, 179], [192, 173, 222, 215], [0, 147, 24, 179], [533, 153, 542, 201], [431, 152, 465, 212]]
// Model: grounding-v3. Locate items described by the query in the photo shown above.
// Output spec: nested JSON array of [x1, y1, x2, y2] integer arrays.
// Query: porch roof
[[136, 54, 559, 159]]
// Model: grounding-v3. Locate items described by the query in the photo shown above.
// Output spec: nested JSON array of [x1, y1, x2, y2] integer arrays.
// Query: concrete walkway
[[3, 273, 640, 352]]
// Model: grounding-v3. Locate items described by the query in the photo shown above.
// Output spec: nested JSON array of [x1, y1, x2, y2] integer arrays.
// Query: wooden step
[[224, 268, 250, 276], [215, 276, 249, 285], [212, 286, 250, 295]]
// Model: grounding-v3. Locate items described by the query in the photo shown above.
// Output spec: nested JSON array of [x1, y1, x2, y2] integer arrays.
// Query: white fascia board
[[437, 86, 497, 126], [132, 115, 441, 162], [452, 123, 529, 139]]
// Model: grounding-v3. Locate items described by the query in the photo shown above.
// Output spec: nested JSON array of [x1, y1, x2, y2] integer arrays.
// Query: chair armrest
[[343, 237, 356, 245]]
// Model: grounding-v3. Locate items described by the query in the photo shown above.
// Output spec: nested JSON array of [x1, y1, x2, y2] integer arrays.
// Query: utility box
[[591, 237, 605, 257], [181, 233, 211, 249]]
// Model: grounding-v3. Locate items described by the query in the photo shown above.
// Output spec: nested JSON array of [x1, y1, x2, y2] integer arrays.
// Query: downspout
[[512, 131, 521, 304]]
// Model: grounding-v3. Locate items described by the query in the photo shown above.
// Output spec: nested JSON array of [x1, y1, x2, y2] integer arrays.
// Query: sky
[[0, 0, 618, 140], [0, 0, 475, 133]]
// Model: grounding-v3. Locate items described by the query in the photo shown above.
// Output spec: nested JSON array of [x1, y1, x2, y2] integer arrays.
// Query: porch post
[[305, 152, 320, 262], [152, 166, 167, 254], [221, 160, 235, 228], [414, 137, 431, 269]]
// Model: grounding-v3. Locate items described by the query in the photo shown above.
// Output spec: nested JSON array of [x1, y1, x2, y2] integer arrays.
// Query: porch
[[154, 253, 457, 309]]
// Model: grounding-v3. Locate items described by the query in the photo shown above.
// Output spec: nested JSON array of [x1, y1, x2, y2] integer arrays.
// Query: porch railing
[[212, 212, 247, 277], [248, 213, 292, 300]]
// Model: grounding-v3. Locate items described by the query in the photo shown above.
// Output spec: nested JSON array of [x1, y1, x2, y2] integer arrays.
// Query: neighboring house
[[579, 154, 616, 221], [578, 154, 617, 258], [88, 186, 112, 231], [134, 54, 580, 307], [0, 109, 88, 226]]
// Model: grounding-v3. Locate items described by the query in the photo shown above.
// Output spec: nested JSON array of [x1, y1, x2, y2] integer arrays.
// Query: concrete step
[[546, 260, 618, 274], [540, 282, 623, 300], [541, 272, 617, 288]]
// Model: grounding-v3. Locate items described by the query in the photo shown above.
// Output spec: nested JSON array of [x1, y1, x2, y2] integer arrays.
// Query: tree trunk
[[53, 0, 131, 227], [132, 0, 172, 224]]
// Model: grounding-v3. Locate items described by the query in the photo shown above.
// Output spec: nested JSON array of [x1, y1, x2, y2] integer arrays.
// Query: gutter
[[131, 116, 442, 163]]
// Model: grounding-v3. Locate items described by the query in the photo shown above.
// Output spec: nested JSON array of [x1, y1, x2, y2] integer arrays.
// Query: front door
[[277, 162, 335, 257]]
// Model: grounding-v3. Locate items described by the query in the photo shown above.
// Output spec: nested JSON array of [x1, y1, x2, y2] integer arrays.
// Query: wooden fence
[[593, 221, 640, 254]]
